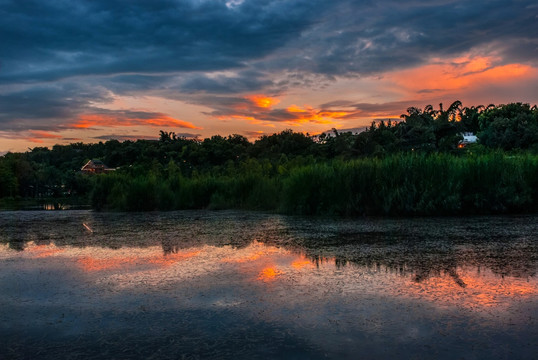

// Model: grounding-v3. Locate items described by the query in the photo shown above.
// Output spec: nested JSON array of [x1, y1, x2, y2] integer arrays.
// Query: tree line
[[1, 102, 537, 215]]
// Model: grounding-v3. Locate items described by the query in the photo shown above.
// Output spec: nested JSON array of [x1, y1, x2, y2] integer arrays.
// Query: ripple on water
[[0, 210, 537, 359]]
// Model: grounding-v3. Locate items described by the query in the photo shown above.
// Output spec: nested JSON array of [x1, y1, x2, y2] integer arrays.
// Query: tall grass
[[280, 154, 466, 215], [90, 172, 281, 212], [90, 152, 538, 215], [282, 152, 538, 215]]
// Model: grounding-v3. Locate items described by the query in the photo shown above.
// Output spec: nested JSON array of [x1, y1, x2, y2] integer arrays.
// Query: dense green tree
[[2, 101, 538, 214], [250, 130, 315, 159], [460, 105, 487, 133], [398, 106, 436, 151], [478, 103, 538, 150], [0, 161, 18, 197]]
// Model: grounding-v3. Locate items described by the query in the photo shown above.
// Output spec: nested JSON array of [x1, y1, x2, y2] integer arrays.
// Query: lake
[[1, 210, 537, 359]]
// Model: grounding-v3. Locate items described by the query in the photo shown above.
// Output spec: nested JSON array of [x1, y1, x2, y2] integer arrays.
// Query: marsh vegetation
[[1, 210, 536, 359], [1, 102, 538, 215]]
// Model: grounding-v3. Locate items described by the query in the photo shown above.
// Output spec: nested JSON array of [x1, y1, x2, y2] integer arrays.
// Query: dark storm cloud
[[179, 71, 274, 94], [0, 0, 325, 83], [3, 0, 535, 85], [0, 85, 111, 131], [269, 0, 538, 76], [0, 85, 196, 132], [0, 0, 536, 134]]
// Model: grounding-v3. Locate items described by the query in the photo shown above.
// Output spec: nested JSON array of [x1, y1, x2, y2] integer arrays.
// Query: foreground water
[[0, 210, 536, 359]]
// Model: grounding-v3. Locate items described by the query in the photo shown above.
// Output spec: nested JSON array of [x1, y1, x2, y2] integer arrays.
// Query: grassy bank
[[0, 197, 91, 211], [89, 152, 538, 216]]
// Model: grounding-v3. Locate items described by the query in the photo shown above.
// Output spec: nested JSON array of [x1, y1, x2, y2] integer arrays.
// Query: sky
[[1, 0, 537, 153]]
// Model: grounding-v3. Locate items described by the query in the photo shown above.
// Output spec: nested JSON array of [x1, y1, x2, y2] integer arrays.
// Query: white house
[[459, 132, 477, 148]]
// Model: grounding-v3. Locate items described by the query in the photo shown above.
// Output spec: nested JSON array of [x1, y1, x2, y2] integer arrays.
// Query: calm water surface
[[0, 210, 537, 359]]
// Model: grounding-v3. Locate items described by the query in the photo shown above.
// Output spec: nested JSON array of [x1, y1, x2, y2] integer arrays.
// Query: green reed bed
[[283, 153, 538, 215], [90, 152, 538, 215]]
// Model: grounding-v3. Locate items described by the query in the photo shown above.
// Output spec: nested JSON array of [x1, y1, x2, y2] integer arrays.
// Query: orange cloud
[[388, 55, 535, 96], [71, 111, 201, 129], [19, 130, 64, 143], [216, 114, 276, 127], [282, 105, 359, 125], [286, 104, 307, 113], [216, 103, 360, 128], [28, 130, 63, 139], [245, 95, 280, 109]]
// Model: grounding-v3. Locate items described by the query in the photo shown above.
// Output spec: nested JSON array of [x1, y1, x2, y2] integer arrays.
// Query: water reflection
[[1, 211, 537, 286], [1, 210, 537, 359], [2, 237, 536, 312], [42, 203, 69, 210]]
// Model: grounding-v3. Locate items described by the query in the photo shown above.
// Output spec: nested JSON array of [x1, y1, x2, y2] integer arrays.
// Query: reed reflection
[[3, 238, 536, 313], [1, 211, 537, 310]]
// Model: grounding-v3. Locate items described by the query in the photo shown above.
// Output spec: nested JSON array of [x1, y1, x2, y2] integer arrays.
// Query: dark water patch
[[0, 210, 537, 359], [3, 310, 322, 360]]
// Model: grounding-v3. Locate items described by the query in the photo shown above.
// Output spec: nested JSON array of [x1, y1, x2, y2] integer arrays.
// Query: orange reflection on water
[[147, 250, 201, 267], [258, 266, 282, 281], [407, 267, 538, 309], [218, 242, 314, 283], [78, 249, 202, 272], [78, 256, 140, 272], [291, 258, 313, 270], [9, 239, 537, 312], [26, 243, 66, 258], [460, 271, 537, 307], [221, 241, 281, 263]]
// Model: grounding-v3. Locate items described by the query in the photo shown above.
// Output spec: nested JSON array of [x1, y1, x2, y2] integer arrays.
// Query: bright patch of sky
[[0, 0, 537, 151]]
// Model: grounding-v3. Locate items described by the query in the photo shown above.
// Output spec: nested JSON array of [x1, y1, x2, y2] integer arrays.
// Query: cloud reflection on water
[[1, 211, 537, 359], [1, 238, 536, 313]]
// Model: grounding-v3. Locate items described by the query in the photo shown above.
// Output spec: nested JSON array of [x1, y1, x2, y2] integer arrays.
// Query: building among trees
[[81, 159, 114, 174]]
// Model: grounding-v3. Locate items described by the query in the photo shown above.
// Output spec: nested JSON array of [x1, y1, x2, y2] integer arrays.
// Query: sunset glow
[[246, 95, 281, 109], [284, 105, 358, 125], [28, 131, 63, 139], [1, 0, 535, 152], [73, 113, 201, 130], [388, 56, 535, 96]]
